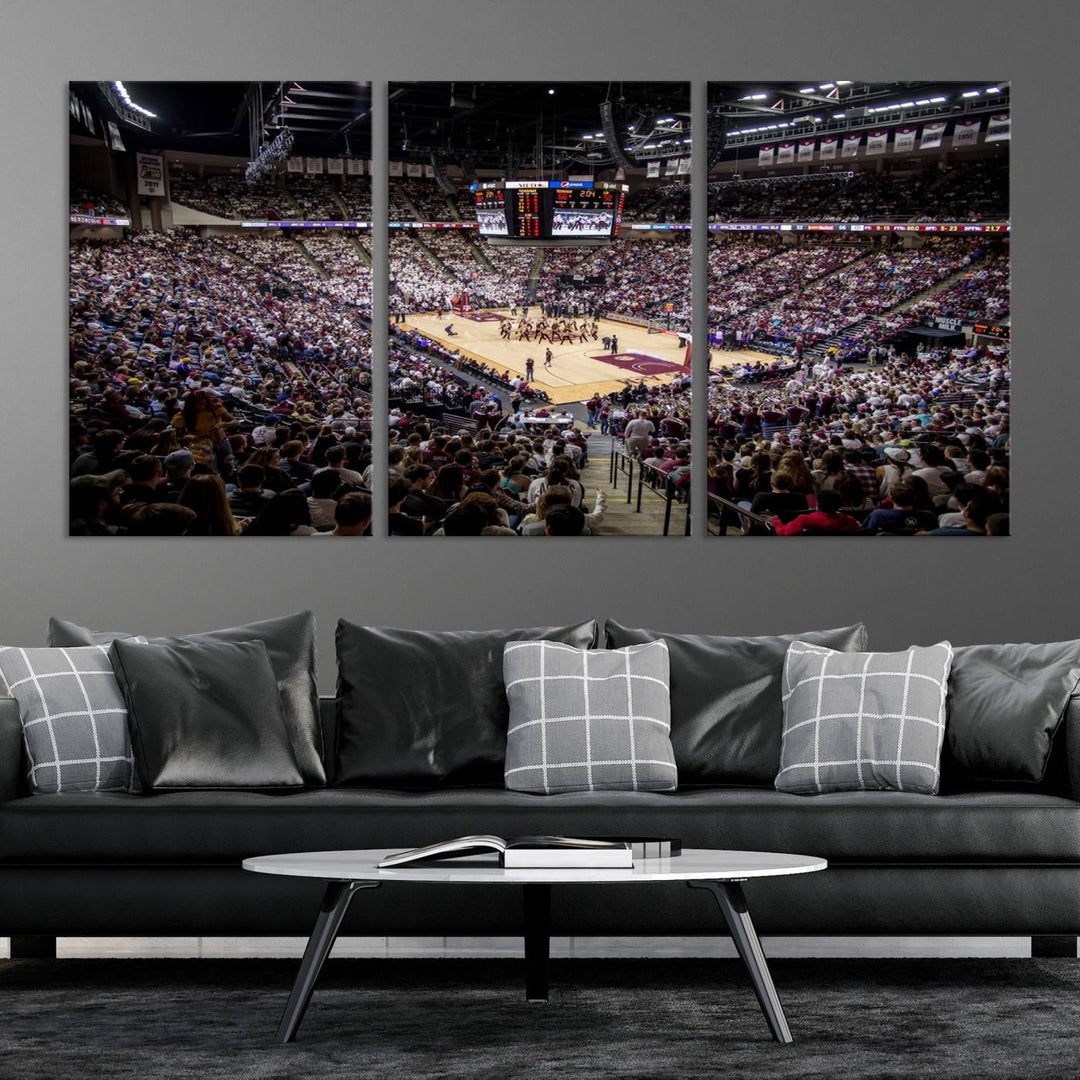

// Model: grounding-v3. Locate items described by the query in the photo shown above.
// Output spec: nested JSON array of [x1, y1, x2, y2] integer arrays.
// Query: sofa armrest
[[0, 697, 24, 803], [1066, 692, 1080, 801]]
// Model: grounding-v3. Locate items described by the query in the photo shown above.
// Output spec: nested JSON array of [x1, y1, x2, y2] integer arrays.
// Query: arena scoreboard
[[471, 180, 628, 245]]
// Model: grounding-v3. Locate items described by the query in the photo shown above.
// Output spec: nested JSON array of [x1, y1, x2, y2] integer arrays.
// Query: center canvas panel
[[387, 81, 692, 538], [69, 81, 373, 538]]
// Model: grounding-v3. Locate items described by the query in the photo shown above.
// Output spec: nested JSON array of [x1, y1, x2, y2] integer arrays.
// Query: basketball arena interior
[[68, 80, 1008, 539]]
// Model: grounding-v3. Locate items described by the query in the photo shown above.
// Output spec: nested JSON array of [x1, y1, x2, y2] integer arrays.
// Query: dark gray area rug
[[2, 957, 1080, 1079]]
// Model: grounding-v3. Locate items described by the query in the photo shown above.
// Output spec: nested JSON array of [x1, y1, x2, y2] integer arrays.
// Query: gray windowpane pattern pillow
[[776, 640, 953, 795], [0, 645, 139, 794], [503, 639, 677, 795]]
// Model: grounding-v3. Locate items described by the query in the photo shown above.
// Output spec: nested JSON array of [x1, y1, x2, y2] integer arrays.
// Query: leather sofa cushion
[[335, 620, 599, 788], [3, 787, 1078, 864], [942, 641, 1080, 788], [109, 638, 304, 791], [47, 613, 324, 786], [604, 621, 867, 786]]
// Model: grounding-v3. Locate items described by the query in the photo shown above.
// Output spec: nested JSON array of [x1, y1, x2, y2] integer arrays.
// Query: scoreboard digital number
[[471, 180, 628, 243], [514, 188, 542, 238]]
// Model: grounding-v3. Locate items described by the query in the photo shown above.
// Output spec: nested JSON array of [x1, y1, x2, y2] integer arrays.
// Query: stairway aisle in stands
[[579, 433, 686, 536]]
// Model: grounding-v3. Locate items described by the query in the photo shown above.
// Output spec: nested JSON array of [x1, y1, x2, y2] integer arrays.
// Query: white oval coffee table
[[244, 847, 827, 1045]]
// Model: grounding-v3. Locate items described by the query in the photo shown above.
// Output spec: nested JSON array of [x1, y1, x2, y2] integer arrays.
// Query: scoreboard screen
[[474, 188, 508, 236], [471, 180, 628, 244]]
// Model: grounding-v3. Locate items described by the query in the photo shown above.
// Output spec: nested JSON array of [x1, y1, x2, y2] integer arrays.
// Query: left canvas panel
[[69, 81, 373, 537]]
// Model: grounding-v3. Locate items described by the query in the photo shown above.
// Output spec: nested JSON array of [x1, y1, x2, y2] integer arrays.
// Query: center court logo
[[593, 352, 684, 377]]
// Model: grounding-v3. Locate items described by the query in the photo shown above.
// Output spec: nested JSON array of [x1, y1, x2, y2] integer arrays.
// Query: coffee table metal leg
[[523, 883, 551, 1002], [688, 880, 793, 1044], [276, 880, 380, 1044]]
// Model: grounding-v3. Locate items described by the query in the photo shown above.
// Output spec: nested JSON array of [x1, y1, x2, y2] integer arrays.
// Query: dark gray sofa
[[4, 693, 1080, 955]]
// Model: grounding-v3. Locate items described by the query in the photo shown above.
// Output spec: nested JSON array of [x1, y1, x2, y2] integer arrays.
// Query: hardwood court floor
[[402, 308, 688, 405]]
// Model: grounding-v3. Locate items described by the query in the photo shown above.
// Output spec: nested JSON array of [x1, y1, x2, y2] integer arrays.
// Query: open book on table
[[377, 835, 635, 869]]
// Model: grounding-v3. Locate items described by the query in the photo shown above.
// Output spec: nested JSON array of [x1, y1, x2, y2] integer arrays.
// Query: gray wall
[[1, 0, 1074, 690]]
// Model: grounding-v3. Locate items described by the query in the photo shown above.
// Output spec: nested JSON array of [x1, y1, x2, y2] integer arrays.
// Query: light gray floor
[[0, 935, 1045, 959]]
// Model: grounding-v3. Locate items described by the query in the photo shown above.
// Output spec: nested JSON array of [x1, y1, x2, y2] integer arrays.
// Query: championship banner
[[107, 121, 125, 152], [841, 134, 861, 158], [80, 101, 95, 134], [135, 153, 165, 197], [921, 122, 946, 149], [819, 137, 838, 161], [677, 156, 691, 175], [893, 126, 917, 153], [305, 157, 323, 174], [646, 160, 660, 178], [406, 162, 423, 177], [777, 143, 795, 164], [953, 119, 981, 147], [346, 158, 364, 175], [389, 161, 404, 176], [664, 158, 678, 176], [286, 157, 304, 173], [327, 157, 344, 175], [424, 164, 435, 178], [69, 90, 80, 119], [866, 131, 888, 156], [798, 139, 815, 162], [758, 145, 774, 166], [985, 114, 1011, 142]]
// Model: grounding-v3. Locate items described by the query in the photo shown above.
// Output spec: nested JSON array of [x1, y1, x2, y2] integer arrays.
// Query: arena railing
[[652, 469, 691, 537], [607, 444, 689, 536], [609, 440, 635, 501], [707, 493, 778, 537]]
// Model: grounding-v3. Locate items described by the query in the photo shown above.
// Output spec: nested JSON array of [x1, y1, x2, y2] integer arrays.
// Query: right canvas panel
[[706, 82, 1010, 537]]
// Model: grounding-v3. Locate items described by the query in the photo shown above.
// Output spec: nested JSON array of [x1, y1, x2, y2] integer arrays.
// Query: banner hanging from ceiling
[[920, 122, 946, 149], [893, 127, 917, 153], [985, 114, 1011, 142], [135, 153, 164, 196]]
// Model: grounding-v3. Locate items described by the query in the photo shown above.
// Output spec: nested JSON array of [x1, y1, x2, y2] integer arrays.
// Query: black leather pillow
[[109, 638, 304, 792], [335, 620, 599, 788], [604, 621, 868, 786], [942, 641, 1080, 787], [48, 613, 324, 786]]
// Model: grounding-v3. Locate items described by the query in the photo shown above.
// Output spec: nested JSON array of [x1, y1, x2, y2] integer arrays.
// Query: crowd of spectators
[[704, 341, 1010, 536], [388, 178, 456, 221], [720, 238, 982, 349], [69, 229, 373, 537], [535, 235, 691, 324], [298, 232, 373, 307], [167, 169, 284, 220], [388, 229, 691, 329], [336, 178, 372, 220], [708, 236, 1009, 359], [388, 234, 459, 314], [709, 237, 865, 331], [167, 168, 372, 222], [383, 414, 608, 537], [899, 247, 1010, 325], [621, 183, 692, 223], [705, 159, 1008, 223], [70, 187, 128, 217]]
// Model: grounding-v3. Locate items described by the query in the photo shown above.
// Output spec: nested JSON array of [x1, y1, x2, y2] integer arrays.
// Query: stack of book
[[377, 835, 681, 869]]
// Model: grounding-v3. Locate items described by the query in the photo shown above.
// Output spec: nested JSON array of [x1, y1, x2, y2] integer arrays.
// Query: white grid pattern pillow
[[503, 640, 677, 794], [0, 645, 139, 794], [776, 640, 953, 795]]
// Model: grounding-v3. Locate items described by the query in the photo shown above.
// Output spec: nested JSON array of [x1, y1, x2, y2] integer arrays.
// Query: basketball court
[[401, 308, 690, 405]]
